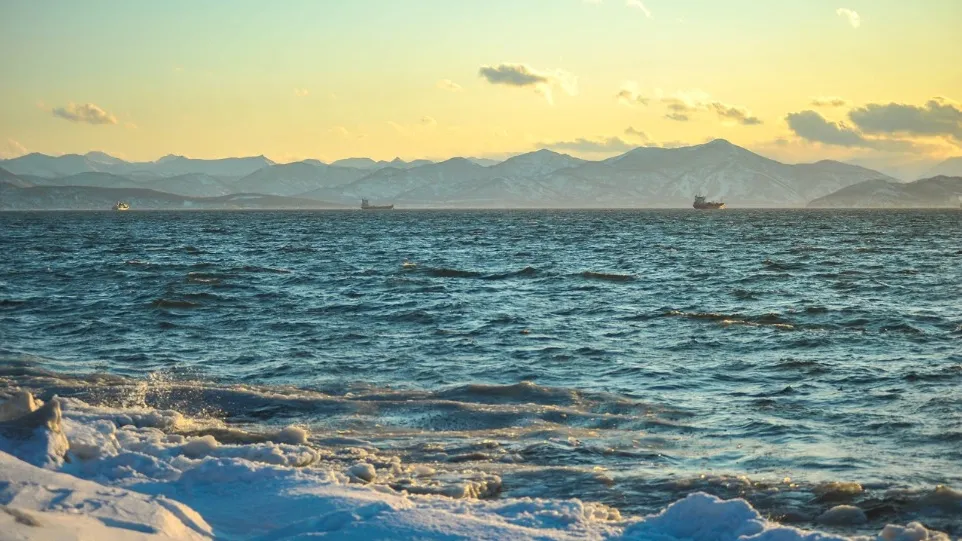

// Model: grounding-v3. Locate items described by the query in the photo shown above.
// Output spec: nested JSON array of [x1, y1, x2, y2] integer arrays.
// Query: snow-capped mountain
[[808, 175, 962, 208], [0, 166, 32, 188], [0, 153, 109, 178], [1, 142, 896, 208], [139, 155, 274, 178], [329, 157, 433, 170], [465, 157, 504, 167], [22, 172, 143, 190], [518, 139, 891, 207], [146, 173, 235, 197], [314, 150, 588, 204], [923, 157, 962, 179], [327, 158, 490, 202], [83, 151, 127, 166], [232, 162, 369, 196], [0, 152, 274, 180], [488, 149, 583, 179]]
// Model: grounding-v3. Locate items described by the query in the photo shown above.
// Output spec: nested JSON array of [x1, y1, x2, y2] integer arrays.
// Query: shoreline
[[1, 371, 958, 540]]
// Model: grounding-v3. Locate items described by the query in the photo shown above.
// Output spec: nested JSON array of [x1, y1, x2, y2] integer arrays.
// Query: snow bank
[[0, 391, 954, 540], [0, 451, 213, 540]]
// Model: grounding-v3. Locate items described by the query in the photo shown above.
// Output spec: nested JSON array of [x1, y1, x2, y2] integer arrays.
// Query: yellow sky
[[1, 0, 960, 176]]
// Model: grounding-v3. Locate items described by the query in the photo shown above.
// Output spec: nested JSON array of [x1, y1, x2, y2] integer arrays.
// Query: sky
[[1, 0, 961, 176]]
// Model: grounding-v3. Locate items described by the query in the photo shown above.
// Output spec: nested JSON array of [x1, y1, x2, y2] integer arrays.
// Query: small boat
[[693, 194, 725, 210], [113, 201, 130, 211], [361, 199, 394, 210]]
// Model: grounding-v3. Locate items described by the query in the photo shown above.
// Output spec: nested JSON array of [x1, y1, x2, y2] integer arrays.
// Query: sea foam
[[0, 391, 954, 540]]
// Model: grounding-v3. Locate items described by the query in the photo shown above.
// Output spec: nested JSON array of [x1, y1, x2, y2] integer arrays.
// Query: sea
[[1, 209, 961, 536]]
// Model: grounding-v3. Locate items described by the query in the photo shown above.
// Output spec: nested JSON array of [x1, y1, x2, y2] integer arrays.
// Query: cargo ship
[[693, 195, 725, 210], [361, 199, 394, 210]]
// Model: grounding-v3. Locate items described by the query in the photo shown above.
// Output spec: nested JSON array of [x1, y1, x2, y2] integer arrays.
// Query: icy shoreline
[[0, 390, 954, 540]]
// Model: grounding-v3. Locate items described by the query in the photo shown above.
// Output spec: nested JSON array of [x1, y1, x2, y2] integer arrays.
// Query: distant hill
[[0, 152, 274, 179], [465, 157, 504, 167], [808, 176, 962, 208], [0, 166, 32, 188], [138, 154, 274, 178], [146, 173, 235, 197], [923, 157, 962, 179], [232, 162, 369, 196], [0, 184, 345, 211], [329, 157, 433, 170], [0, 153, 108, 177]]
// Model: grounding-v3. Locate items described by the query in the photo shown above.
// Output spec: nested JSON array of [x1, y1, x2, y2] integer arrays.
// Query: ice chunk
[[274, 425, 309, 445], [349, 462, 377, 483], [816, 504, 867, 525], [0, 395, 69, 468], [181, 435, 219, 458], [0, 450, 213, 540], [813, 481, 864, 502], [815, 505, 868, 526], [0, 391, 40, 421], [879, 522, 951, 541]]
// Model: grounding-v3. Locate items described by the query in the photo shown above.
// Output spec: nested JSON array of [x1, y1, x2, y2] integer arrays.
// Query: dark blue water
[[1, 209, 961, 530]]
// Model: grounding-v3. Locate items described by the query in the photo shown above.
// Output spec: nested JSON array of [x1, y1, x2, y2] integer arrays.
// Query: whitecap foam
[[0, 390, 957, 540]]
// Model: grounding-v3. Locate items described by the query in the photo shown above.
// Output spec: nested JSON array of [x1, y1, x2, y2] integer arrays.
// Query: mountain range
[[4, 140, 954, 210], [808, 175, 962, 208], [924, 157, 962, 179]]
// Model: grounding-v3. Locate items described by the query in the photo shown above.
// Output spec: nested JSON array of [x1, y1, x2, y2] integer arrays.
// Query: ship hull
[[693, 202, 725, 209], [361, 205, 394, 210]]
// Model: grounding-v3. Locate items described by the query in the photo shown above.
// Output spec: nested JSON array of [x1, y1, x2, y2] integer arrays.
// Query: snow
[[0, 391, 954, 540], [4, 144, 903, 208]]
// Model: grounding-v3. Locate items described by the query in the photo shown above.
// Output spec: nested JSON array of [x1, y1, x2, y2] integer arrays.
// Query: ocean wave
[[239, 265, 291, 274], [663, 310, 796, 330], [580, 271, 635, 282], [150, 298, 202, 309], [420, 266, 541, 280]]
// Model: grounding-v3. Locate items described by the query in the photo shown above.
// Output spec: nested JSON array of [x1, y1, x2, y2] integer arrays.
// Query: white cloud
[[616, 82, 649, 106], [624, 127, 650, 141], [542, 130, 695, 156], [625, 0, 652, 18], [810, 96, 850, 107], [436, 79, 463, 92], [620, 86, 762, 125], [51, 102, 118, 125], [0, 138, 28, 159], [478, 63, 578, 105], [544, 136, 638, 153], [294, 88, 309, 97], [836, 8, 860, 28]]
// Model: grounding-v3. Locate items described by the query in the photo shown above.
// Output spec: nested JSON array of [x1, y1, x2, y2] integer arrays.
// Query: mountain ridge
[[808, 175, 962, 208], [1, 142, 896, 209]]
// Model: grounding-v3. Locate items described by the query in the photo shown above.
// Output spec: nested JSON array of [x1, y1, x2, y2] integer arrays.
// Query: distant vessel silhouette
[[113, 201, 130, 211], [361, 199, 394, 210], [693, 195, 725, 209]]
